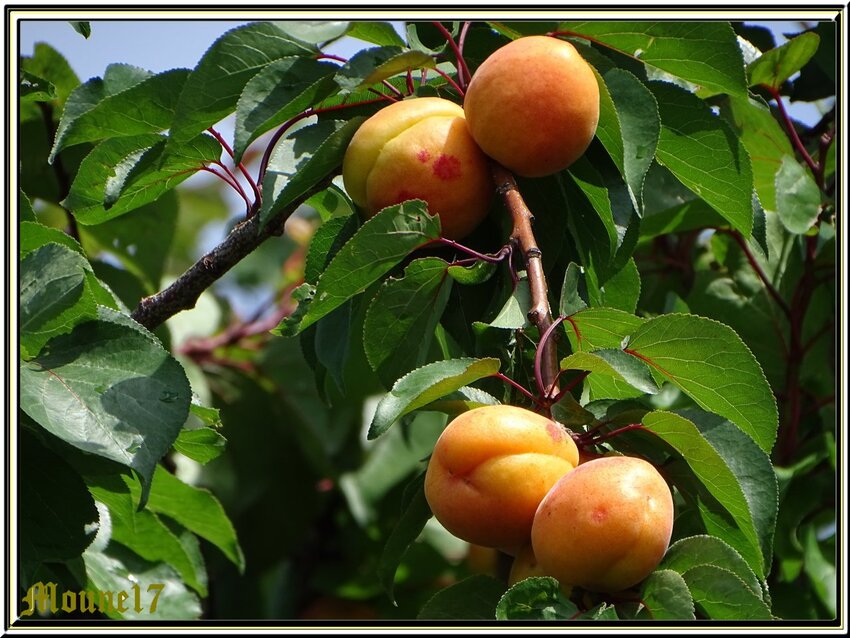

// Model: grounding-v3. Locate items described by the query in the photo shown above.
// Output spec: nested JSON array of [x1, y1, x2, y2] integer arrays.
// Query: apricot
[[424, 404, 579, 552], [508, 543, 548, 586], [341, 97, 493, 240], [531, 456, 674, 593], [463, 36, 600, 177]]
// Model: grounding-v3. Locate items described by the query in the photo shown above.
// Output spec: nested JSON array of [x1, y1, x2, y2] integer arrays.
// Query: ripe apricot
[[531, 456, 674, 593], [463, 36, 600, 177], [508, 543, 548, 586], [341, 97, 493, 240], [424, 404, 579, 553]]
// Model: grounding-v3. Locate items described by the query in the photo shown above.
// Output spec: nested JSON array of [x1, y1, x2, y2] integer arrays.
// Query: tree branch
[[491, 163, 560, 398], [130, 177, 332, 331]]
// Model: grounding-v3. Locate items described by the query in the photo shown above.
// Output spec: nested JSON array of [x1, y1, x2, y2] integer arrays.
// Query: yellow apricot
[[341, 97, 493, 240], [424, 404, 579, 553], [463, 36, 600, 177], [531, 456, 674, 593]]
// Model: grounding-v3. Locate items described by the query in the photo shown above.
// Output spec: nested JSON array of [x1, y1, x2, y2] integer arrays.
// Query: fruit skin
[[509, 544, 573, 597], [531, 456, 674, 593], [424, 404, 579, 553], [341, 97, 493, 240], [508, 543, 549, 586], [463, 35, 600, 178]]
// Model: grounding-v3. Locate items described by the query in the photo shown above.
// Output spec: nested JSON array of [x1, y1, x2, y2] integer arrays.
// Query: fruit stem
[[432, 21, 472, 90], [208, 126, 263, 211], [490, 372, 546, 408], [491, 163, 560, 399], [535, 316, 567, 401]]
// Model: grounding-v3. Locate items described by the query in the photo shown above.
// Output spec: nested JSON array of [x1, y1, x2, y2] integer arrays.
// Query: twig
[[130, 177, 333, 331], [491, 163, 560, 397]]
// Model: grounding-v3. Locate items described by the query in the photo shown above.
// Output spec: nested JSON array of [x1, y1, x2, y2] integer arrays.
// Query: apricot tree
[[16, 17, 838, 625]]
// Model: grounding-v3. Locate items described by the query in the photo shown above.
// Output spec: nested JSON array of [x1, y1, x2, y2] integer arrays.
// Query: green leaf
[[775, 155, 821, 234], [19, 307, 191, 508], [271, 20, 349, 44], [638, 570, 695, 620], [661, 534, 763, 600], [591, 257, 641, 313], [168, 21, 314, 145], [83, 543, 202, 619], [314, 301, 353, 392], [172, 428, 227, 465], [378, 473, 433, 603], [559, 262, 588, 317], [747, 31, 820, 89], [20, 69, 57, 102], [446, 259, 498, 286], [20, 220, 83, 257], [125, 465, 244, 573], [560, 348, 659, 395], [368, 357, 501, 439], [364, 257, 453, 387], [260, 117, 364, 229], [722, 95, 793, 213], [110, 508, 207, 596], [233, 57, 339, 162], [347, 21, 407, 47], [69, 21, 91, 38], [278, 200, 441, 336], [20, 42, 80, 104], [305, 182, 356, 222], [802, 524, 836, 616], [561, 21, 748, 97], [640, 198, 729, 240], [336, 46, 435, 92], [565, 306, 646, 352], [20, 243, 99, 357], [417, 574, 506, 620], [681, 564, 773, 619], [80, 192, 178, 293], [418, 386, 501, 417], [488, 277, 531, 330], [650, 82, 754, 237], [304, 214, 359, 285], [642, 410, 775, 579], [496, 577, 577, 620], [626, 313, 778, 453], [19, 190, 37, 221], [568, 156, 620, 261], [50, 66, 190, 160], [20, 429, 99, 583], [63, 133, 221, 224], [597, 67, 660, 212]]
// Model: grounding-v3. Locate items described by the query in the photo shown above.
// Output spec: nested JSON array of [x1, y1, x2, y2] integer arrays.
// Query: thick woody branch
[[491, 163, 560, 398], [131, 178, 331, 331]]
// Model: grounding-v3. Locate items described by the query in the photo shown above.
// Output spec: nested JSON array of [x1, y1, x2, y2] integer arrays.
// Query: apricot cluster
[[424, 405, 674, 594], [342, 36, 600, 240]]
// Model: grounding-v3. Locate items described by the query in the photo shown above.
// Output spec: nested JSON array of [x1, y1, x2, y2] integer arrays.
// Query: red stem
[[768, 86, 820, 179], [580, 423, 647, 446], [432, 67, 465, 97], [432, 21, 472, 90], [535, 316, 567, 400], [208, 126, 262, 205], [491, 372, 546, 408]]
